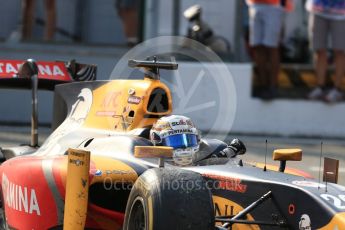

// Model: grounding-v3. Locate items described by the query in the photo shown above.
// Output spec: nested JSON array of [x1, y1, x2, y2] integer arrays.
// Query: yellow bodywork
[[319, 212, 345, 230], [63, 77, 174, 229], [83, 78, 172, 131], [213, 196, 260, 230], [254, 162, 313, 178]]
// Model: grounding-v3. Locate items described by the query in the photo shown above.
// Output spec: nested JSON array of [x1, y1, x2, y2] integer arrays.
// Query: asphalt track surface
[[1, 126, 345, 186]]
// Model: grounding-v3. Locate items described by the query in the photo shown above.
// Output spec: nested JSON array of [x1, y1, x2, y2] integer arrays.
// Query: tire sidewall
[[123, 168, 214, 230], [124, 175, 154, 229]]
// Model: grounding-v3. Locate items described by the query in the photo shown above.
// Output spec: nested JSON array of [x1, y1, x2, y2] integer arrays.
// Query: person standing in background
[[115, 0, 139, 46], [246, 0, 294, 99], [22, 0, 56, 41], [306, 0, 345, 102]]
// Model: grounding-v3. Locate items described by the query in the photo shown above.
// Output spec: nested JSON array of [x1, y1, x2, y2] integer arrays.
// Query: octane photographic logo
[[110, 36, 237, 142]]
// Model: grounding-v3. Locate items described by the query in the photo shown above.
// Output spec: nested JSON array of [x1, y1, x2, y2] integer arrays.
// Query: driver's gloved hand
[[228, 138, 246, 156], [219, 147, 236, 158], [216, 138, 247, 158]]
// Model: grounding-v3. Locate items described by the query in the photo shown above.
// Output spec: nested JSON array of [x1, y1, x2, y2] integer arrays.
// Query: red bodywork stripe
[[0, 60, 71, 81], [86, 203, 124, 229]]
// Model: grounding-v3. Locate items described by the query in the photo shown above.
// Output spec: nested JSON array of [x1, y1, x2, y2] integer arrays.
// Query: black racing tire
[[123, 168, 214, 230], [0, 209, 7, 230], [0, 192, 8, 230]]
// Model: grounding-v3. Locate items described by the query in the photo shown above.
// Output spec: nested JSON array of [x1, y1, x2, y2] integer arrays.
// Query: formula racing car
[[0, 58, 344, 230]]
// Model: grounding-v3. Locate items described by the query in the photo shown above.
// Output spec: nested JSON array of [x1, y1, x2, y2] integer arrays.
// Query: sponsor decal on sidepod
[[1, 173, 41, 216]]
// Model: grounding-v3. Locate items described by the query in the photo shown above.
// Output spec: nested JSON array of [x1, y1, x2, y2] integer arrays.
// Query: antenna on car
[[318, 141, 323, 190], [128, 56, 178, 80], [17, 59, 39, 147], [264, 140, 267, 171]]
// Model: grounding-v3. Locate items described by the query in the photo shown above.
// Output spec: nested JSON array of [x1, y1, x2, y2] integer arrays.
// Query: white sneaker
[[308, 87, 324, 100], [325, 88, 343, 103]]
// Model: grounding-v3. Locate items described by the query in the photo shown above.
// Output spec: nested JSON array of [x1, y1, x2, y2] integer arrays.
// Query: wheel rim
[[127, 197, 146, 230]]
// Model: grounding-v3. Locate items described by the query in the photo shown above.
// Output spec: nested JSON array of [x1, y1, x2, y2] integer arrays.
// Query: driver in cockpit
[[150, 115, 246, 166]]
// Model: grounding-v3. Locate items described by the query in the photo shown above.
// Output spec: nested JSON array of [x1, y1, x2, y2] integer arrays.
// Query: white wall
[[168, 63, 345, 138]]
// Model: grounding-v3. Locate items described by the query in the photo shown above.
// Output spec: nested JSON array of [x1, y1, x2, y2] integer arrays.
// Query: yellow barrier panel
[[134, 146, 173, 158], [63, 148, 90, 230], [273, 148, 302, 161]]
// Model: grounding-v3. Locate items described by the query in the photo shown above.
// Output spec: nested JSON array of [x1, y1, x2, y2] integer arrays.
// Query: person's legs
[[120, 8, 138, 41], [248, 6, 269, 93], [324, 49, 344, 102], [44, 0, 56, 41], [22, 0, 36, 40], [253, 45, 269, 87], [116, 0, 138, 45], [323, 17, 345, 102], [330, 19, 345, 89], [334, 51, 345, 88], [308, 14, 329, 99], [333, 50, 345, 90], [315, 49, 328, 86], [262, 7, 283, 97], [268, 47, 280, 89], [324, 50, 344, 102], [308, 49, 328, 99]]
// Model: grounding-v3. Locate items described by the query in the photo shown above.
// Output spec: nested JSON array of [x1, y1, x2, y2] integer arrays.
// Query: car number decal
[[320, 194, 345, 209]]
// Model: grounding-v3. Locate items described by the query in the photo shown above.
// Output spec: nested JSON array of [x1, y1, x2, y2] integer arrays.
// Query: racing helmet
[[150, 115, 199, 166]]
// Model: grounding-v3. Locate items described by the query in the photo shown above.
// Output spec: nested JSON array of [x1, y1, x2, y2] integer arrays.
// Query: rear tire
[[123, 168, 214, 230]]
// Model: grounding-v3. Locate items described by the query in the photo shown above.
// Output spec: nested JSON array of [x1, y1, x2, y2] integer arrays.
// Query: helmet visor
[[162, 134, 198, 149]]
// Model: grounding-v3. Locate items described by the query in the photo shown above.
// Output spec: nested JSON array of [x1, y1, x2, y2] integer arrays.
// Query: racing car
[[0, 58, 344, 230]]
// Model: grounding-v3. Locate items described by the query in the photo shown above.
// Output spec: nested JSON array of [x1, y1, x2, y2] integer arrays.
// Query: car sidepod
[[192, 165, 345, 229], [0, 156, 65, 229]]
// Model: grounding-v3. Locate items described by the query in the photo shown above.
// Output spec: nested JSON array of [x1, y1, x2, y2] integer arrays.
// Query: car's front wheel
[[123, 168, 214, 230]]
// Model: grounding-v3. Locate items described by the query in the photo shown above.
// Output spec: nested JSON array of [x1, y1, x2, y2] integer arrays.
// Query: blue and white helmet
[[150, 115, 199, 166]]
